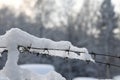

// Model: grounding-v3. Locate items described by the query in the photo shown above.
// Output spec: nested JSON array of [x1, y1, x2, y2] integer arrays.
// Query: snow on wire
[[0, 28, 119, 80], [0, 46, 120, 68], [0, 45, 120, 68], [0, 28, 94, 80], [17, 46, 120, 68]]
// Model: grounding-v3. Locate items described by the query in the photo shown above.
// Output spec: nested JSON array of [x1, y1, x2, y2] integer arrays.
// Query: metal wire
[[95, 60, 120, 68], [0, 46, 120, 68], [18, 45, 85, 54], [90, 52, 120, 59]]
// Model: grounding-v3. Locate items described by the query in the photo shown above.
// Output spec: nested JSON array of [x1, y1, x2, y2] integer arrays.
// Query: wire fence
[[0, 46, 120, 68], [90, 52, 120, 59]]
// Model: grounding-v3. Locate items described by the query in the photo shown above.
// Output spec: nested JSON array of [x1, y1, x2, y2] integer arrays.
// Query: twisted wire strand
[[0, 46, 120, 68]]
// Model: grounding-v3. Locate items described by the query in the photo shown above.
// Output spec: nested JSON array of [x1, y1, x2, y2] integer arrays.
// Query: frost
[[0, 28, 94, 80]]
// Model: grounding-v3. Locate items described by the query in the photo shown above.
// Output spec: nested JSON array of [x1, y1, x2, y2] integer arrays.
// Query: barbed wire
[[95, 60, 120, 68], [89, 52, 120, 59], [85, 60, 120, 68], [0, 46, 120, 68], [0, 46, 119, 58], [17, 45, 86, 54], [18, 46, 120, 68]]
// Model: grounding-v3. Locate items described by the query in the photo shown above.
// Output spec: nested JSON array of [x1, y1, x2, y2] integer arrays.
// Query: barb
[[43, 48, 49, 54], [64, 46, 71, 59], [0, 49, 8, 54], [66, 46, 70, 55]]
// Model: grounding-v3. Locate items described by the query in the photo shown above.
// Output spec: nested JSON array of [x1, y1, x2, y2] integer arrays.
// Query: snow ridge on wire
[[1, 47, 120, 68], [0, 28, 94, 62]]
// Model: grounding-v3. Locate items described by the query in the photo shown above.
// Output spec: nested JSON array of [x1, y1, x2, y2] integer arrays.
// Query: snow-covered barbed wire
[[90, 52, 120, 59], [0, 28, 94, 61], [1, 47, 120, 68], [0, 28, 120, 80], [1, 46, 120, 59], [0, 28, 94, 80], [17, 46, 120, 68]]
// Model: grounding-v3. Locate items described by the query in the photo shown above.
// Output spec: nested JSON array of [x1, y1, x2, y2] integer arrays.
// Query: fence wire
[[0, 46, 120, 68]]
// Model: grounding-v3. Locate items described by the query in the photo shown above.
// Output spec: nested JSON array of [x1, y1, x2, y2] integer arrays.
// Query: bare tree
[[97, 0, 118, 78]]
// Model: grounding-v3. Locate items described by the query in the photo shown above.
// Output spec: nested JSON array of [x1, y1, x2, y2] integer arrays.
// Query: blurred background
[[0, 0, 120, 80]]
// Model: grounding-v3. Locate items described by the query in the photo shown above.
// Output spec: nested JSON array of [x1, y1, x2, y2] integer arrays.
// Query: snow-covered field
[[19, 64, 55, 74]]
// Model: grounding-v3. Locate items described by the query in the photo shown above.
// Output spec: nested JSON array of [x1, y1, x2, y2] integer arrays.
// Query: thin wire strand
[[90, 52, 120, 59], [18, 45, 85, 54], [1, 46, 120, 68], [95, 60, 120, 68], [1, 46, 120, 59]]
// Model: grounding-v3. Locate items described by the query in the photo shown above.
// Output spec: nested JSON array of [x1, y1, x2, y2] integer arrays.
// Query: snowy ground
[[19, 64, 55, 75]]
